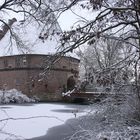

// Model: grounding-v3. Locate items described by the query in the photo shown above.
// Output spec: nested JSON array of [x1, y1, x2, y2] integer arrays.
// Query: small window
[[4, 59, 8, 68], [23, 56, 27, 65], [15, 57, 21, 67], [32, 83, 35, 88], [71, 68, 74, 73], [15, 79, 21, 86], [63, 66, 67, 69], [45, 84, 48, 88], [8, 64, 12, 68]]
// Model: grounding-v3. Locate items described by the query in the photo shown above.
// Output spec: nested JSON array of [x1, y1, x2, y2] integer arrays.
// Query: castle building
[[0, 17, 80, 101], [0, 54, 80, 101]]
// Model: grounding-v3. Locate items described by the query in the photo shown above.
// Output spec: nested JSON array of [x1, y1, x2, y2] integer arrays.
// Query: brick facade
[[0, 54, 80, 101]]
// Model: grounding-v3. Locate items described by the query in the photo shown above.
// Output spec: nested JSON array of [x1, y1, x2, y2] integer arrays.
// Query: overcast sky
[[0, 0, 96, 31], [58, 6, 95, 30]]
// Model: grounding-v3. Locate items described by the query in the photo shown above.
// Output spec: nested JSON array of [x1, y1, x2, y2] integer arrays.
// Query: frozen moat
[[0, 103, 93, 140]]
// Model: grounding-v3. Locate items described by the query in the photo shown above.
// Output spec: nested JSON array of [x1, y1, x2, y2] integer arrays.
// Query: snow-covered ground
[[67, 94, 140, 140], [0, 103, 93, 140], [0, 90, 140, 140]]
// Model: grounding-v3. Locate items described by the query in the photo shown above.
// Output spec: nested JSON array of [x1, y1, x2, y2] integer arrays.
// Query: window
[[32, 83, 35, 88], [15, 79, 21, 86], [15, 57, 21, 67], [63, 66, 67, 69], [23, 56, 27, 65], [8, 64, 12, 68], [3, 59, 8, 68]]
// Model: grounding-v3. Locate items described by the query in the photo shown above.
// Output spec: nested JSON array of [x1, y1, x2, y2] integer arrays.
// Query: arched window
[[67, 76, 76, 91]]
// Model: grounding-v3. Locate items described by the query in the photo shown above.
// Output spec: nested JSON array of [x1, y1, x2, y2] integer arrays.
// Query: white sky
[[0, 1, 97, 56], [0, 1, 95, 31], [58, 5, 97, 31]]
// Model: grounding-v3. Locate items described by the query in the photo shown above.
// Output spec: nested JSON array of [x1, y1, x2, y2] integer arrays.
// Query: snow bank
[[97, 127, 140, 140], [0, 89, 35, 104], [68, 94, 140, 140]]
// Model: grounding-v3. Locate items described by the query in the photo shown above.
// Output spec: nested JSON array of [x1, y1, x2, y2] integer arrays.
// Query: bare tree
[[0, 0, 63, 53], [1, 0, 140, 55], [57, 0, 140, 51], [77, 38, 134, 91], [45, 0, 140, 94], [0, 0, 140, 90]]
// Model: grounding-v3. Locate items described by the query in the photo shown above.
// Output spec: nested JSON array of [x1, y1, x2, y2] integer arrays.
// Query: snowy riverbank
[[30, 94, 140, 140], [0, 90, 140, 140], [60, 94, 140, 140]]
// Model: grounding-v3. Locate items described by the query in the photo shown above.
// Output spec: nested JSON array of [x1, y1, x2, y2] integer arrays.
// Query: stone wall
[[0, 54, 80, 101]]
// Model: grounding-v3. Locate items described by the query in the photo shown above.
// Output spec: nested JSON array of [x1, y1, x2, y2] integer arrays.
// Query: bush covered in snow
[[0, 89, 35, 104], [68, 93, 140, 140]]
